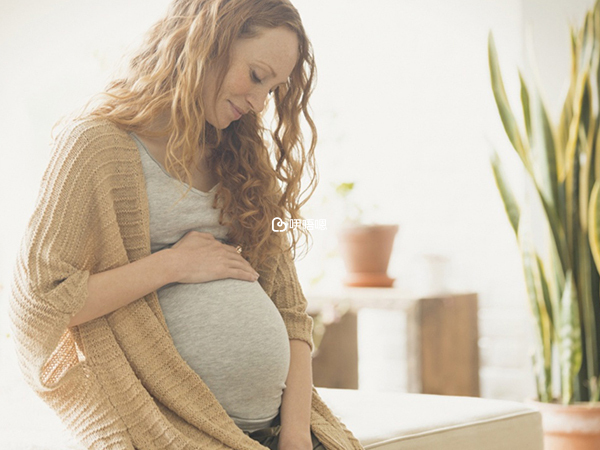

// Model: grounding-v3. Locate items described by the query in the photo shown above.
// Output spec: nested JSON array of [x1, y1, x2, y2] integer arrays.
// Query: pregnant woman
[[8, 1, 363, 449]]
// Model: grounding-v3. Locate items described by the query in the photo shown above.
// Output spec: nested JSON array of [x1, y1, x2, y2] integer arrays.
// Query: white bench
[[319, 387, 543, 449], [0, 374, 543, 449]]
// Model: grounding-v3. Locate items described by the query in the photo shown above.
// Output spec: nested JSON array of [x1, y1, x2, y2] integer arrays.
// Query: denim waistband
[[243, 413, 281, 438]]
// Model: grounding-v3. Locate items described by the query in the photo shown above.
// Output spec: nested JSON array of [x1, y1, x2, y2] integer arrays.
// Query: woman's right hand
[[168, 231, 259, 284]]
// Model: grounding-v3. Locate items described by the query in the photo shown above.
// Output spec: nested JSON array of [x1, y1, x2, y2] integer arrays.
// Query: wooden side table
[[306, 287, 480, 397]]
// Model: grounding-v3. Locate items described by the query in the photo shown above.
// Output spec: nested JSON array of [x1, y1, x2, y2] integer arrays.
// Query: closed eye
[[251, 70, 262, 84], [251, 70, 274, 95]]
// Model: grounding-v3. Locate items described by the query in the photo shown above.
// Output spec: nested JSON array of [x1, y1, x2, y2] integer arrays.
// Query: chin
[[203, 109, 228, 130], [217, 113, 237, 129], [205, 118, 230, 130]]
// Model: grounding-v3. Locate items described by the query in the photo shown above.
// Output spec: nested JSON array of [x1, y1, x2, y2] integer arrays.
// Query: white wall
[[293, 0, 526, 293], [1, 0, 594, 402], [0, 0, 168, 282], [293, 0, 534, 399]]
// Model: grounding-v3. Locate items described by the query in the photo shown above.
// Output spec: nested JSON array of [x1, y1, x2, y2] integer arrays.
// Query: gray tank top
[[129, 132, 291, 432]]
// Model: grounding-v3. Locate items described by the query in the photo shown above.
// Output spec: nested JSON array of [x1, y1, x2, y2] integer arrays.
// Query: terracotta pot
[[526, 399, 600, 450], [337, 224, 399, 287]]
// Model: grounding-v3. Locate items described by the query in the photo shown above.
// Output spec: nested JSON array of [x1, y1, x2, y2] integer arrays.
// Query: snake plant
[[488, 0, 600, 404]]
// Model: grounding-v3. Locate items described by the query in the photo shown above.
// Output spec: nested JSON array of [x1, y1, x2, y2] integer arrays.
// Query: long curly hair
[[64, 0, 318, 269]]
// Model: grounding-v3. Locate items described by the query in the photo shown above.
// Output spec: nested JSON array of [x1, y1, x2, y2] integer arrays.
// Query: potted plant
[[334, 182, 399, 287], [488, 2, 600, 448]]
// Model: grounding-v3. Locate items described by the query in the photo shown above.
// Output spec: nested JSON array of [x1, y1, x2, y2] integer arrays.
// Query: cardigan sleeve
[[8, 120, 113, 391], [269, 245, 315, 351]]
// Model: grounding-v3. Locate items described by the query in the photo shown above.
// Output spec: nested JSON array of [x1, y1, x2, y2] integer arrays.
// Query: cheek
[[202, 71, 218, 108], [222, 70, 253, 98]]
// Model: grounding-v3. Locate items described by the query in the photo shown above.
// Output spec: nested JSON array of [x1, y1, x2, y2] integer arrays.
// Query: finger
[[229, 267, 259, 282], [227, 259, 259, 275], [222, 243, 240, 254], [222, 244, 249, 263]]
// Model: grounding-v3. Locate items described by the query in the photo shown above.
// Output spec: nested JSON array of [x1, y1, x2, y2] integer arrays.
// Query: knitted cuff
[[281, 310, 314, 351]]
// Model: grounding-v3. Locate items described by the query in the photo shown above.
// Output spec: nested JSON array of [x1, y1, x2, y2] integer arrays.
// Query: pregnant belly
[[156, 278, 291, 421]]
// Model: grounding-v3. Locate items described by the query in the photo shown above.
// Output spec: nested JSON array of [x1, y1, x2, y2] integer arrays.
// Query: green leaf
[[559, 272, 583, 405], [565, 41, 593, 181], [520, 72, 532, 143], [565, 137, 580, 271], [335, 182, 355, 197], [537, 255, 556, 337], [577, 226, 599, 403], [529, 83, 560, 215], [488, 33, 530, 171], [579, 123, 593, 234], [588, 181, 600, 273], [557, 31, 577, 174], [518, 214, 553, 402], [490, 150, 520, 234]]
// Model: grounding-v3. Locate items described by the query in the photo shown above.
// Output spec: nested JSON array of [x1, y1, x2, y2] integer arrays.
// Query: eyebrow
[[256, 60, 290, 89], [256, 60, 277, 78]]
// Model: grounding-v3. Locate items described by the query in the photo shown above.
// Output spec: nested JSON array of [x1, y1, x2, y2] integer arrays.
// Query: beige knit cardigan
[[8, 117, 363, 450]]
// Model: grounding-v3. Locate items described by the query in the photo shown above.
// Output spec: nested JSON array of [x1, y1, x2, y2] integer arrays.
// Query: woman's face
[[202, 26, 299, 129]]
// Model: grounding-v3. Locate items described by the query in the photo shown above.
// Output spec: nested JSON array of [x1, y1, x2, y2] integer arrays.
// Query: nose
[[246, 88, 270, 114]]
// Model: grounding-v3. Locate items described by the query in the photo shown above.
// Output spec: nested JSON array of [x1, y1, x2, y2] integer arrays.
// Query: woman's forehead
[[232, 27, 299, 75]]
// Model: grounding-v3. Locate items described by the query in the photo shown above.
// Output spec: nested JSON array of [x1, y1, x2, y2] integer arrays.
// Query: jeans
[[244, 413, 326, 449]]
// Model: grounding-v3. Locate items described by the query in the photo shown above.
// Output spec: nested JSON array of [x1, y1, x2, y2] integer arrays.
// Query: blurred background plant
[[488, 0, 600, 405], [335, 182, 364, 225], [305, 181, 384, 287]]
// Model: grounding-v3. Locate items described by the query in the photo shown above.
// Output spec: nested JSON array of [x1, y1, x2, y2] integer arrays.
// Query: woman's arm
[[67, 249, 177, 327], [278, 339, 314, 450], [69, 232, 259, 327]]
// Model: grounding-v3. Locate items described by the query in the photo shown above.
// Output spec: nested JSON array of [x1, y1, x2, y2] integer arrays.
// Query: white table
[[306, 286, 480, 396]]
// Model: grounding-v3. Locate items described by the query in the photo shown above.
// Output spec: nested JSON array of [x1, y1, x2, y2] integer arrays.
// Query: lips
[[229, 101, 244, 120]]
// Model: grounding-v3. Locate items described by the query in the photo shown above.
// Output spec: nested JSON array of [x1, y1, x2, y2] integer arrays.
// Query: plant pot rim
[[339, 223, 399, 231]]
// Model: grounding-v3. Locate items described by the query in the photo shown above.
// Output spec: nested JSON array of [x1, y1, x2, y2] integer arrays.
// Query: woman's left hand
[[278, 427, 313, 450]]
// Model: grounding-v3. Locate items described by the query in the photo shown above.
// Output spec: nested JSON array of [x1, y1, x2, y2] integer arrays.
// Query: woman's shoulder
[[55, 116, 131, 147], [51, 116, 138, 165], [43, 116, 142, 197]]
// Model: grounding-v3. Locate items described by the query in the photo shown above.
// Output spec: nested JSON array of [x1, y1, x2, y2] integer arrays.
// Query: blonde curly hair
[[65, 0, 318, 269]]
